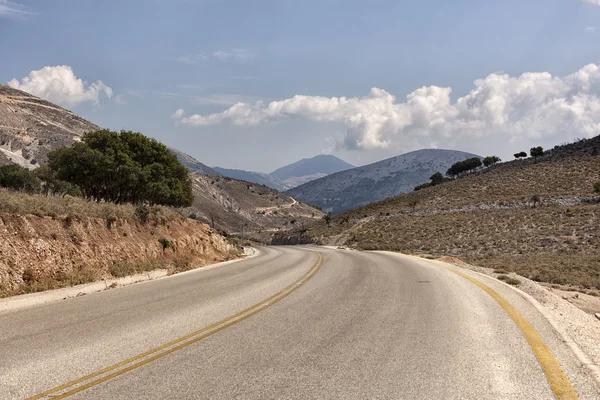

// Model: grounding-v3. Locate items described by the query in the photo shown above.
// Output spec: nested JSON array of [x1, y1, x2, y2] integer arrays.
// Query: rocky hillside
[[0, 86, 322, 236], [0, 189, 241, 297], [213, 167, 288, 191], [187, 174, 323, 235], [0, 84, 99, 168], [169, 147, 220, 176], [276, 137, 600, 290], [287, 149, 480, 214]]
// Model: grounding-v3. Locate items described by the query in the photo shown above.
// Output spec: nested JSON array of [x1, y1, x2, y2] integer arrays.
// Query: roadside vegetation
[[275, 136, 600, 290]]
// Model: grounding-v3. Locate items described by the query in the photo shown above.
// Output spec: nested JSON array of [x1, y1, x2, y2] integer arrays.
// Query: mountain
[[270, 154, 354, 188], [0, 84, 99, 168], [276, 136, 600, 291], [0, 84, 323, 235], [286, 149, 480, 214], [213, 167, 288, 191], [168, 147, 220, 176]]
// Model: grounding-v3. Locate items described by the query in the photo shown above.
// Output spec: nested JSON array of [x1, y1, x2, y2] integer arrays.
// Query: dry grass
[[307, 205, 600, 289], [0, 253, 219, 298], [342, 156, 600, 219], [285, 148, 600, 290], [0, 188, 184, 223]]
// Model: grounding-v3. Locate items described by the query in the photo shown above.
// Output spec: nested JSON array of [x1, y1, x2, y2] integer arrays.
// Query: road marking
[[27, 253, 325, 400], [418, 257, 579, 400]]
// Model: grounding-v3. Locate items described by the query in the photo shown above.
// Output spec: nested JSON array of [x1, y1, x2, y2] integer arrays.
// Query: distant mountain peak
[[286, 148, 480, 214], [270, 154, 354, 181]]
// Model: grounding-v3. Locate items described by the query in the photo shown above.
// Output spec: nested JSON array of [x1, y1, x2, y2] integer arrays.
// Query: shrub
[[530, 146, 544, 159], [497, 275, 521, 285], [158, 238, 171, 250], [429, 172, 445, 185], [135, 205, 150, 224], [446, 157, 482, 178], [0, 164, 41, 193], [594, 182, 600, 193], [514, 151, 527, 159], [483, 156, 501, 167], [48, 129, 193, 207]]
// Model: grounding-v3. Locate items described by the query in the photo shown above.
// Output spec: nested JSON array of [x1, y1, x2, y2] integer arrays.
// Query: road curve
[[0, 246, 598, 399]]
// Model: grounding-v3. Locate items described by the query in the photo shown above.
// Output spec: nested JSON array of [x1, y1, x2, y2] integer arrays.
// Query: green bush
[[48, 130, 193, 207], [594, 182, 600, 193], [158, 238, 171, 250], [0, 164, 41, 193], [446, 157, 483, 178], [483, 156, 501, 167], [530, 146, 544, 159]]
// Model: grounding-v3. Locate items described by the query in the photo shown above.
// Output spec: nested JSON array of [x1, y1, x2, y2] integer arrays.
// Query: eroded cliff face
[[0, 214, 241, 295]]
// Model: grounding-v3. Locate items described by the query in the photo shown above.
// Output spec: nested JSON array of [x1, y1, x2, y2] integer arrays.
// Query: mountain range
[[0, 83, 487, 231], [0, 83, 323, 234], [286, 149, 481, 214], [213, 154, 355, 191]]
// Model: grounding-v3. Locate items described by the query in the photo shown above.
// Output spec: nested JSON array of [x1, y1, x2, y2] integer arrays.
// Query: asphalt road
[[0, 246, 598, 399]]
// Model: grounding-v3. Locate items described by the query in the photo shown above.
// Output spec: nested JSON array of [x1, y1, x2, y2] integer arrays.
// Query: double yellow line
[[28, 253, 325, 400]]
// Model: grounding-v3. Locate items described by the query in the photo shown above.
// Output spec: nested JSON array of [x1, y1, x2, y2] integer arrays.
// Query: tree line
[[413, 146, 546, 191], [0, 130, 193, 207]]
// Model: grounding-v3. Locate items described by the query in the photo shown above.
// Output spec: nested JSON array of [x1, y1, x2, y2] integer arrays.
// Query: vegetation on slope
[[276, 137, 600, 290]]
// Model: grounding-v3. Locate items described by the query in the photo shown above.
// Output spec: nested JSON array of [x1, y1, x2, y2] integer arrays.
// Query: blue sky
[[2, 0, 600, 172]]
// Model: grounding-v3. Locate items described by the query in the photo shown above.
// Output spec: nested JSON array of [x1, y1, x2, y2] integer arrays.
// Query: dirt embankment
[[0, 214, 241, 297]]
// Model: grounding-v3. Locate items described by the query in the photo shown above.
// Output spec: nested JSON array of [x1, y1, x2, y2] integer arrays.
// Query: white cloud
[[585, 26, 597, 32], [0, 0, 32, 19], [171, 109, 185, 120], [172, 62, 600, 151], [581, 0, 600, 5], [8, 65, 113, 107], [173, 48, 256, 65]]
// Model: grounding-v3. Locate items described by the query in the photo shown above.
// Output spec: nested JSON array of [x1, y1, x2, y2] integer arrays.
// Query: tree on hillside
[[514, 152, 527, 159], [34, 166, 81, 197], [446, 157, 482, 178], [429, 172, 444, 185], [530, 146, 544, 159], [323, 212, 332, 226], [483, 156, 501, 167], [414, 171, 446, 191], [48, 130, 193, 207], [0, 164, 40, 193]]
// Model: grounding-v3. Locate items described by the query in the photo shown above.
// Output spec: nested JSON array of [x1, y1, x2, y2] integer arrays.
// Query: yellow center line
[[415, 256, 579, 400], [27, 253, 325, 400]]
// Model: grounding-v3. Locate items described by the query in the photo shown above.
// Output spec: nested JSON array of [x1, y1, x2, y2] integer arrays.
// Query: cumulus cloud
[[0, 0, 32, 18], [172, 63, 600, 151], [8, 65, 113, 107]]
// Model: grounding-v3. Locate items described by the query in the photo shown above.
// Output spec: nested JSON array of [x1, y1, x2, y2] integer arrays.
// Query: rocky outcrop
[[0, 214, 240, 294]]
